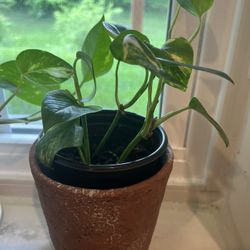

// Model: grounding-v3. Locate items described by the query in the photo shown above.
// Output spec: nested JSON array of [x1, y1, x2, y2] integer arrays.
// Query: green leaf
[[157, 57, 234, 84], [157, 38, 193, 90], [76, 51, 96, 102], [16, 49, 73, 85], [0, 61, 18, 92], [177, 0, 214, 17], [113, 34, 190, 91], [103, 21, 127, 38], [41, 89, 101, 132], [35, 119, 83, 167], [81, 16, 113, 83], [155, 97, 229, 147], [162, 38, 193, 64], [189, 97, 229, 147], [110, 30, 150, 61], [0, 61, 59, 105], [121, 34, 161, 72]]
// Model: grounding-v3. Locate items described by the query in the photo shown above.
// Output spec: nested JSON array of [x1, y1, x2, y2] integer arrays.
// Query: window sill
[[0, 133, 37, 145]]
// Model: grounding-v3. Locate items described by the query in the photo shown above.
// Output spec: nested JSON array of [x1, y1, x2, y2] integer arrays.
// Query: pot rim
[[30, 143, 174, 194], [52, 125, 168, 173]]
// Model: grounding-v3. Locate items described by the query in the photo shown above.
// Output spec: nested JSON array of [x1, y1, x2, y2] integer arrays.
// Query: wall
[[206, 1, 250, 248]]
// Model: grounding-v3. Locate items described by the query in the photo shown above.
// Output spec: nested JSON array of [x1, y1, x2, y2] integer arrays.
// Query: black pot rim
[[37, 110, 169, 189], [54, 125, 168, 173]]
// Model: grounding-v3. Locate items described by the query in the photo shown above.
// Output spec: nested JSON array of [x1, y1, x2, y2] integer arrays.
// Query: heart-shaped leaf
[[162, 38, 193, 64], [157, 57, 234, 84], [177, 0, 214, 18], [157, 38, 193, 90], [103, 21, 127, 38], [35, 119, 83, 167], [110, 30, 150, 61], [113, 34, 188, 90], [81, 16, 113, 83], [16, 49, 73, 85], [122, 34, 161, 72], [147, 39, 233, 86], [0, 61, 59, 105], [41, 89, 101, 132]]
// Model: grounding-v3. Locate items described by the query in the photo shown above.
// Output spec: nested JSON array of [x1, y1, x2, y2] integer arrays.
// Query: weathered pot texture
[[30, 111, 174, 250]]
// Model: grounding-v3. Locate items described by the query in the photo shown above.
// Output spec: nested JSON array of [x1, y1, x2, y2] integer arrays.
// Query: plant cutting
[[0, 0, 234, 249]]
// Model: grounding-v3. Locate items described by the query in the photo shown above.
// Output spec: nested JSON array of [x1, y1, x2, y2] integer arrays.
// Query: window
[[1, 0, 170, 117], [0, 0, 245, 189], [0, 0, 172, 178]]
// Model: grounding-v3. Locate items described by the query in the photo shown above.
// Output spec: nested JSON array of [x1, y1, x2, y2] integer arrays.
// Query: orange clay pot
[[30, 144, 173, 250]]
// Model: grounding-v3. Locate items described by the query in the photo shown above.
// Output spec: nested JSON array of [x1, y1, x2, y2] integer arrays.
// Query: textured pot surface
[[30, 144, 173, 250]]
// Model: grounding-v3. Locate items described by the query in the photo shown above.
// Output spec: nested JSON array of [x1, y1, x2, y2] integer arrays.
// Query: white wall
[[206, 1, 250, 248], [229, 98, 250, 249]]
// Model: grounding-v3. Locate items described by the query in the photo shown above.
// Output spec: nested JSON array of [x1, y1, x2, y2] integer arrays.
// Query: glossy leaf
[[162, 38, 193, 64], [103, 21, 127, 38], [41, 89, 101, 132], [159, 38, 193, 90], [81, 16, 113, 83], [154, 97, 229, 147], [122, 34, 161, 72], [189, 97, 229, 147], [177, 0, 214, 17], [110, 30, 150, 61], [157, 57, 234, 84], [113, 34, 190, 90], [16, 49, 73, 85], [0, 61, 59, 105], [35, 119, 83, 167], [0, 61, 18, 91]]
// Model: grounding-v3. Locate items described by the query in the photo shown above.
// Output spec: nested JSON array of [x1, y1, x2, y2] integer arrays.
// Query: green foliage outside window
[[54, 0, 122, 50], [0, 0, 14, 44]]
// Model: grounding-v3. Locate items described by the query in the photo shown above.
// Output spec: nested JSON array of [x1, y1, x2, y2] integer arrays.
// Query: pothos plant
[[0, 0, 234, 168]]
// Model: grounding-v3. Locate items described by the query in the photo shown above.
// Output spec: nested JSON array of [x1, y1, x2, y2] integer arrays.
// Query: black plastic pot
[[38, 110, 168, 189]]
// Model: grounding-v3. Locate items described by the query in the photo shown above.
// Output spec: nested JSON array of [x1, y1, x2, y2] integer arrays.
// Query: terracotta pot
[[30, 144, 173, 250]]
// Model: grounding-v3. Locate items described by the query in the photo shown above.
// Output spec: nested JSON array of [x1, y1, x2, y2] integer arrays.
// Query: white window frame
[[183, 0, 246, 187], [0, 0, 247, 192]]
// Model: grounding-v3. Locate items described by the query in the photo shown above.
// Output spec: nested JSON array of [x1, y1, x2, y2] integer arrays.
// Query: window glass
[[1, 0, 170, 117]]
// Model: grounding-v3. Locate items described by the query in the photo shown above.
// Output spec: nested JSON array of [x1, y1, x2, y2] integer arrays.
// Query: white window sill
[[0, 133, 37, 145]]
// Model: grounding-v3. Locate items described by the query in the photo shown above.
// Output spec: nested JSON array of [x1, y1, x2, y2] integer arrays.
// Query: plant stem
[[154, 106, 190, 128], [0, 89, 19, 113], [73, 57, 90, 164], [93, 67, 149, 160], [73, 58, 83, 101], [123, 69, 149, 109], [146, 73, 155, 115], [115, 61, 121, 107], [118, 78, 164, 163], [189, 17, 201, 43], [0, 115, 41, 124], [81, 115, 91, 164], [168, 4, 181, 39], [92, 109, 123, 158], [144, 78, 164, 137], [118, 128, 144, 163], [78, 147, 86, 163]]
